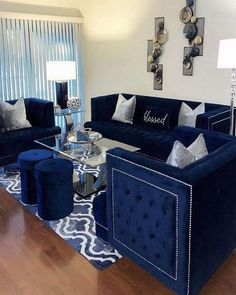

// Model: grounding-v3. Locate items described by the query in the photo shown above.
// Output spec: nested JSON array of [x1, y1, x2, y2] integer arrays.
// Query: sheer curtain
[[0, 18, 84, 112]]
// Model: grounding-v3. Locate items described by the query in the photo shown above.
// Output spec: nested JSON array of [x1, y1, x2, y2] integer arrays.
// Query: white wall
[[2, 0, 236, 120], [75, 0, 236, 119]]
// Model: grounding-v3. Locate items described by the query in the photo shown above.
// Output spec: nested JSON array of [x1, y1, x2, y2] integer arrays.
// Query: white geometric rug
[[0, 163, 122, 269]]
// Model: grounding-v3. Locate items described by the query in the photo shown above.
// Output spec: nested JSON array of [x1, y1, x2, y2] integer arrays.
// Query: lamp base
[[56, 82, 68, 109]]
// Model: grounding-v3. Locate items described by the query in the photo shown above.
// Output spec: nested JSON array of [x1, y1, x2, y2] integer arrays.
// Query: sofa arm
[[26, 98, 55, 128], [183, 142, 236, 295], [196, 106, 230, 133]]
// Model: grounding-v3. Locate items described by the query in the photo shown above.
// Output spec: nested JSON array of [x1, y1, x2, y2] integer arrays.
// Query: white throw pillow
[[167, 133, 208, 169], [188, 133, 208, 160], [0, 98, 31, 131], [178, 102, 205, 127], [112, 94, 136, 124]]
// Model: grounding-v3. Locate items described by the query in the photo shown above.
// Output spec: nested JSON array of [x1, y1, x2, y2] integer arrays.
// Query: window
[[0, 18, 84, 110]]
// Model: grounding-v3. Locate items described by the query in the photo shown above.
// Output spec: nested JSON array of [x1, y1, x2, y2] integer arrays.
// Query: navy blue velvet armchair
[[94, 127, 236, 295], [0, 98, 61, 167]]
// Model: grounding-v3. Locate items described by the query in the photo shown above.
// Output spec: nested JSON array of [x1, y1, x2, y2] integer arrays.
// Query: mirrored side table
[[55, 108, 86, 132]]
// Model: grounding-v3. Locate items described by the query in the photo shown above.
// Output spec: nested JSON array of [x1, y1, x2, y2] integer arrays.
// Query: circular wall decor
[[153, 43, 163, 58], [180, 0, 205, 76], [194, 35, 203, 46], [191, 16, 197, 23], [186, 0, 194, 7], [179, 7, 193, 23], [183, 55, 192, 69], [148, 55, 154, 64], [183, 23, 197, 40], [150, 63, 158, 73], [190, 46, 200, 57], [147, 17, 168, 90], [156, 30, 168, 45]]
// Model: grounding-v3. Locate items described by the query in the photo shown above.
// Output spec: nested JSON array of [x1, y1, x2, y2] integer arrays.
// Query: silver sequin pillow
[[112, 94, 136, 124], [0, 98, 32, 131], [167, 133, 208, 169]]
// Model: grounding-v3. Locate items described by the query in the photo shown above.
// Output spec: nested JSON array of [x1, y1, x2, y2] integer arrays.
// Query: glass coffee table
[[34, 132, 138, 197]]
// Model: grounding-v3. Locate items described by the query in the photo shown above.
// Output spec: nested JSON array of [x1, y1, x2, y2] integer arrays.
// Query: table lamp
[[217, 39, 236, 135], [47, 61, 76, 109]]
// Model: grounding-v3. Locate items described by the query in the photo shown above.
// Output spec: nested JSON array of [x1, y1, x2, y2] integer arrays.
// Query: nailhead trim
[[107, 153, 191, 186], [112, 168, 179, 280]]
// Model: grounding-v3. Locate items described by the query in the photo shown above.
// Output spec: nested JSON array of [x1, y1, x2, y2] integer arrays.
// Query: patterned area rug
[[0, 163, 122, 270]]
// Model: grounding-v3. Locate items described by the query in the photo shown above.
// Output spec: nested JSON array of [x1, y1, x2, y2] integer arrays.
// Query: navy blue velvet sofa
[[93, 126, 236, 295], [85, 94, 231, 149], [0, 98, 61, 167]]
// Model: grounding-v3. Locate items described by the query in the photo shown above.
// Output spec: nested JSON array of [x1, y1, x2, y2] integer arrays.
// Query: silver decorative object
[[180, 0, 205, 76], [147, 17, 168, 90], [67, 97, 81, 110]]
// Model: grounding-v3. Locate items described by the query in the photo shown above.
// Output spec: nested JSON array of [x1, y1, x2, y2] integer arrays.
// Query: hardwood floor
[[0, 187, 235, 295]]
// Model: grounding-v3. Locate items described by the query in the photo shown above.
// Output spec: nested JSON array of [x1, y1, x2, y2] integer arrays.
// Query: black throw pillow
[[140, 108, 171, 130]]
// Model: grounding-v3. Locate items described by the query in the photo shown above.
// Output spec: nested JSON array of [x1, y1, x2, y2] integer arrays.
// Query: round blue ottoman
[[18, 149, 53, 205], [35, 158, 74, 220]]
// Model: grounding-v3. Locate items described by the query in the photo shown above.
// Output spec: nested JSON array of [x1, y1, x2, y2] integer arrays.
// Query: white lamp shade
[[217, 39, 236, 69], [47, 61, 76, 81]]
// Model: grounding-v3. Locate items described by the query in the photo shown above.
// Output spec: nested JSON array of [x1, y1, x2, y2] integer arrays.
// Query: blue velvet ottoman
[[18, 149, 53, 205], [35, 158, 74, 220]]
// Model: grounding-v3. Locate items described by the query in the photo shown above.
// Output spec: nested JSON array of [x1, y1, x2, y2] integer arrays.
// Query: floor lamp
[[47, 61, 76, 109], [217, 39, 236, 136]]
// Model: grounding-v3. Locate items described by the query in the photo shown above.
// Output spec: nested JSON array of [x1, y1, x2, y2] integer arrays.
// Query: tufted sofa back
[[6, 98, 55, 128], [91, 93, 228, 130]]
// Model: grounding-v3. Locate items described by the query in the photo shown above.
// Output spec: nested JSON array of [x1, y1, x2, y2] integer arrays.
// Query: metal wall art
[[147, 17, 168, 90], [180, 0, 205, 75]]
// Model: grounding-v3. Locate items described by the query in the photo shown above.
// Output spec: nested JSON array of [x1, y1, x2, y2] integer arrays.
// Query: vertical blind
[[0, 18, 84, 111]]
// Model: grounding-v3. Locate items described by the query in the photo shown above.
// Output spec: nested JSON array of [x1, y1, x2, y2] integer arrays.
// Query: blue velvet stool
[[35, 158, 74, 220], [18, 149, 53, 205]]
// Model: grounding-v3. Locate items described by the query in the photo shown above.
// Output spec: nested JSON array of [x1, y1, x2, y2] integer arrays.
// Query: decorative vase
[[67, 97, 81, 110]]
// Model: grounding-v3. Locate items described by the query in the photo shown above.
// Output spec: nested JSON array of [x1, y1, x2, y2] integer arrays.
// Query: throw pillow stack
[[111, 95, 206, 131], [0, 98, 31, 131], [167, 133, 208, 169], [111, 94, 170, 130]]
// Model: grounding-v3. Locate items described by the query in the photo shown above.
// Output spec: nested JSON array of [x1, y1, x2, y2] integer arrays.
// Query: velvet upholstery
[[93, 192, 108, 242], [85, 120, 172, 149], [93, 127, 236, 295], [35, 158, 74, 220], [0, 98, 61, 167], [18, 149, 53, 205], [85, 94, 230, 149], [139, 126, 236, 161]]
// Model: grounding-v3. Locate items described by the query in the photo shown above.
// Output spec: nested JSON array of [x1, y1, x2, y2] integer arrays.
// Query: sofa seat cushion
[[84, 121, 172, 150], [0, 126, 60, 157]]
